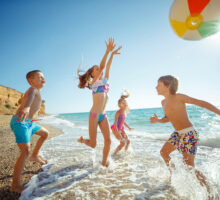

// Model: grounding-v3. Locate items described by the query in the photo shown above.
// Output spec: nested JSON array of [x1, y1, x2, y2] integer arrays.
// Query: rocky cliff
[[0, 85, 45, 115]]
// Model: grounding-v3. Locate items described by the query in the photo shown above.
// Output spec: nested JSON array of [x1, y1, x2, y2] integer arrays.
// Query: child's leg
[[112, 129, 126, 154], [114, 140, 125, 155], [121, 131, 130, 151], [29, 127, 49, 165], [125, 138, 130, 151], [111, 128, 121, 140], [77, 116, 98, 148], [11, 143, 31, 193], [160, 142, 176, 168], [99, 118, 111, 167], [182, 153, 210, 192]]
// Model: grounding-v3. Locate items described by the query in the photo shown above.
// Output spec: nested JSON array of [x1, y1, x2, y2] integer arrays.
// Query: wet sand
[[0, 115, 63, 200]]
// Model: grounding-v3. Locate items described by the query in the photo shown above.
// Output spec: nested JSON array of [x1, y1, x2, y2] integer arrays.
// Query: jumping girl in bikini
[[77, 38, 122, 166]]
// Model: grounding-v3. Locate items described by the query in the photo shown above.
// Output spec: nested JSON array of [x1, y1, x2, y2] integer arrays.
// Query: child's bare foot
[[102, 161, 109, 167], [77, 136, 84, 143], [29, 155, 47, 165], [10, 185, 25, 193]]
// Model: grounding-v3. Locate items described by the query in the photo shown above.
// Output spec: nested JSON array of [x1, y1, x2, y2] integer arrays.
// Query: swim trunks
[[10, 116, 42, 143], [168, 126, 199, 155]]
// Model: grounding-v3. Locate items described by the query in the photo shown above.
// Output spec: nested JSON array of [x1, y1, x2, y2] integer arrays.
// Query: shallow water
[[20, 107, 220, 200]]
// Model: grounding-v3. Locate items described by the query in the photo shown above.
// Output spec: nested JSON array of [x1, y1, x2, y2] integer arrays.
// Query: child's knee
[[119, 140, 125, 147], [160, 149, 167, 158], [42, 130, 49, 139]]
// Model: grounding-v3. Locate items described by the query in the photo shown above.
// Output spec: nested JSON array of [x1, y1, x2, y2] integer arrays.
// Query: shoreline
[[0, 115, 64, 200]]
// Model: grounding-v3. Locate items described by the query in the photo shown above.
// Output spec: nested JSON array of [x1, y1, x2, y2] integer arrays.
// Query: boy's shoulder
[[175, 93, 187, 99], [161, 93, 187, 104], [24, 87, 40, 98]]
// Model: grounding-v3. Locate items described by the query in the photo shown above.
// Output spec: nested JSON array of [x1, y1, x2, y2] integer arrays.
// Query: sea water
[[20, 106, 220, 200]]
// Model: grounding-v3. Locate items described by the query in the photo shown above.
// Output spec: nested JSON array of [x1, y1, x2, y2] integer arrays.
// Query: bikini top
[[91, 78, 109, 95], [117, 113, 126, 130]]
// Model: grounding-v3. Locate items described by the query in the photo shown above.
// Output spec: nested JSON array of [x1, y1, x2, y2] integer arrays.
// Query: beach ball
[[169, 0, 220, 40]]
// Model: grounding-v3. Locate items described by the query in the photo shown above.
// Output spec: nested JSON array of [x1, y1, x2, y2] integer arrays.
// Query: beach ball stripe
[[188, 0, 210, 15], [169, 0, 220, 40]]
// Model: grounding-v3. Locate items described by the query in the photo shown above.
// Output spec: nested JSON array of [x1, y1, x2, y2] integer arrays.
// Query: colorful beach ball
[[169, 0, 220, 40]]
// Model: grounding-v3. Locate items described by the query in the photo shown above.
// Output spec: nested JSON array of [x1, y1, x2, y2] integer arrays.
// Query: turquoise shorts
[[10, 116, 42, 143]]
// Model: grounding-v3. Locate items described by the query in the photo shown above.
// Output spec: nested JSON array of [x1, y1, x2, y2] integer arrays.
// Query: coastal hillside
[[0, 85, 45, 115]]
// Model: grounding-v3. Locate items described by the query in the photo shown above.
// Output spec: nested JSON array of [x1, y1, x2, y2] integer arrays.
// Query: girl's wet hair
[[77, 65, 97, 89]]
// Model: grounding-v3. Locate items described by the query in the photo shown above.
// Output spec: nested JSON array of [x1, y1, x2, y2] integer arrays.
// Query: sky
[[0, 0, 220, 114]]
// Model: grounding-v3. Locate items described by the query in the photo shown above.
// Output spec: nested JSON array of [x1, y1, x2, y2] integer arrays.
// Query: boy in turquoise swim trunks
[[10, 70, 49, 193], [150, 75, 220, 191]]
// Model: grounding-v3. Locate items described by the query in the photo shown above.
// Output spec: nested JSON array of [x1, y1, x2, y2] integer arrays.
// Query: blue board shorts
[[10, 116, 42, 143]]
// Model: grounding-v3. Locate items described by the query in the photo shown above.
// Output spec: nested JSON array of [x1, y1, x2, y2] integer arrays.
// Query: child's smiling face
[[29, 72, 46, 89]]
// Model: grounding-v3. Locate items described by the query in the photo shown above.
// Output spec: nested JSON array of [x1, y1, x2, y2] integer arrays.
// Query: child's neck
[[163, 93, 174, 99], [30, 85, 41, 91]]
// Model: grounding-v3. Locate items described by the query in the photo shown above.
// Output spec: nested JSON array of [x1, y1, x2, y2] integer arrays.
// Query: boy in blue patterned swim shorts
[[10, 70, 49, 193], [150, 75, 220, 192]]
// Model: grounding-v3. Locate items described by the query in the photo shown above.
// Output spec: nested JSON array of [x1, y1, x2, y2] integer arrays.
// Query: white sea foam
[[20, 115, 220, 200]]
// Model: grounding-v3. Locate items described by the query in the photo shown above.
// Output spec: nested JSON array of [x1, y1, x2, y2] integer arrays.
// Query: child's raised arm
[[180, 94, 220, 115], [92, 38, 116, 83], [16, 87, 37, 122], [105, 46, 122, 80]]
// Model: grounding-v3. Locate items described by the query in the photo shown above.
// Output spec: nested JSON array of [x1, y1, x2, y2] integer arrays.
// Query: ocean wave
[[41, 115, 220, 149], [40, 115, 75, 129]]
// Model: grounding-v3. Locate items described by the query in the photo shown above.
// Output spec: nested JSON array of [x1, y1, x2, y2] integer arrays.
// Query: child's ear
[[28, 77, 35, 85]]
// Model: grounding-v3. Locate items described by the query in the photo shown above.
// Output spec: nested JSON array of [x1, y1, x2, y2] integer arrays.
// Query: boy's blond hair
[[158, 75, 179, 95]]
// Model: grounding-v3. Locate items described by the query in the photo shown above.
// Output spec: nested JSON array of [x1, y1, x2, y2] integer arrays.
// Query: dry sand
[[0, 115, 63, 200]]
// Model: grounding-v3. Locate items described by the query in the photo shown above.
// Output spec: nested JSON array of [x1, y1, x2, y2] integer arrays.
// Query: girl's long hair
[[77, 63, 95, 89]]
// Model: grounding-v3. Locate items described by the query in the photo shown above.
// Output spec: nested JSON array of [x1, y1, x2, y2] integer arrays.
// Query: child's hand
[[112, 46, 122, 56], [150, 113, 159, 124], [16, 107, 30, 122], [129, 127, 134, 131], [105, 38, 116, 53]]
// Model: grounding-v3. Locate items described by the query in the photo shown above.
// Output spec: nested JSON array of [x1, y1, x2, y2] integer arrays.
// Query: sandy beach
[[0, 115, 63, 200]]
